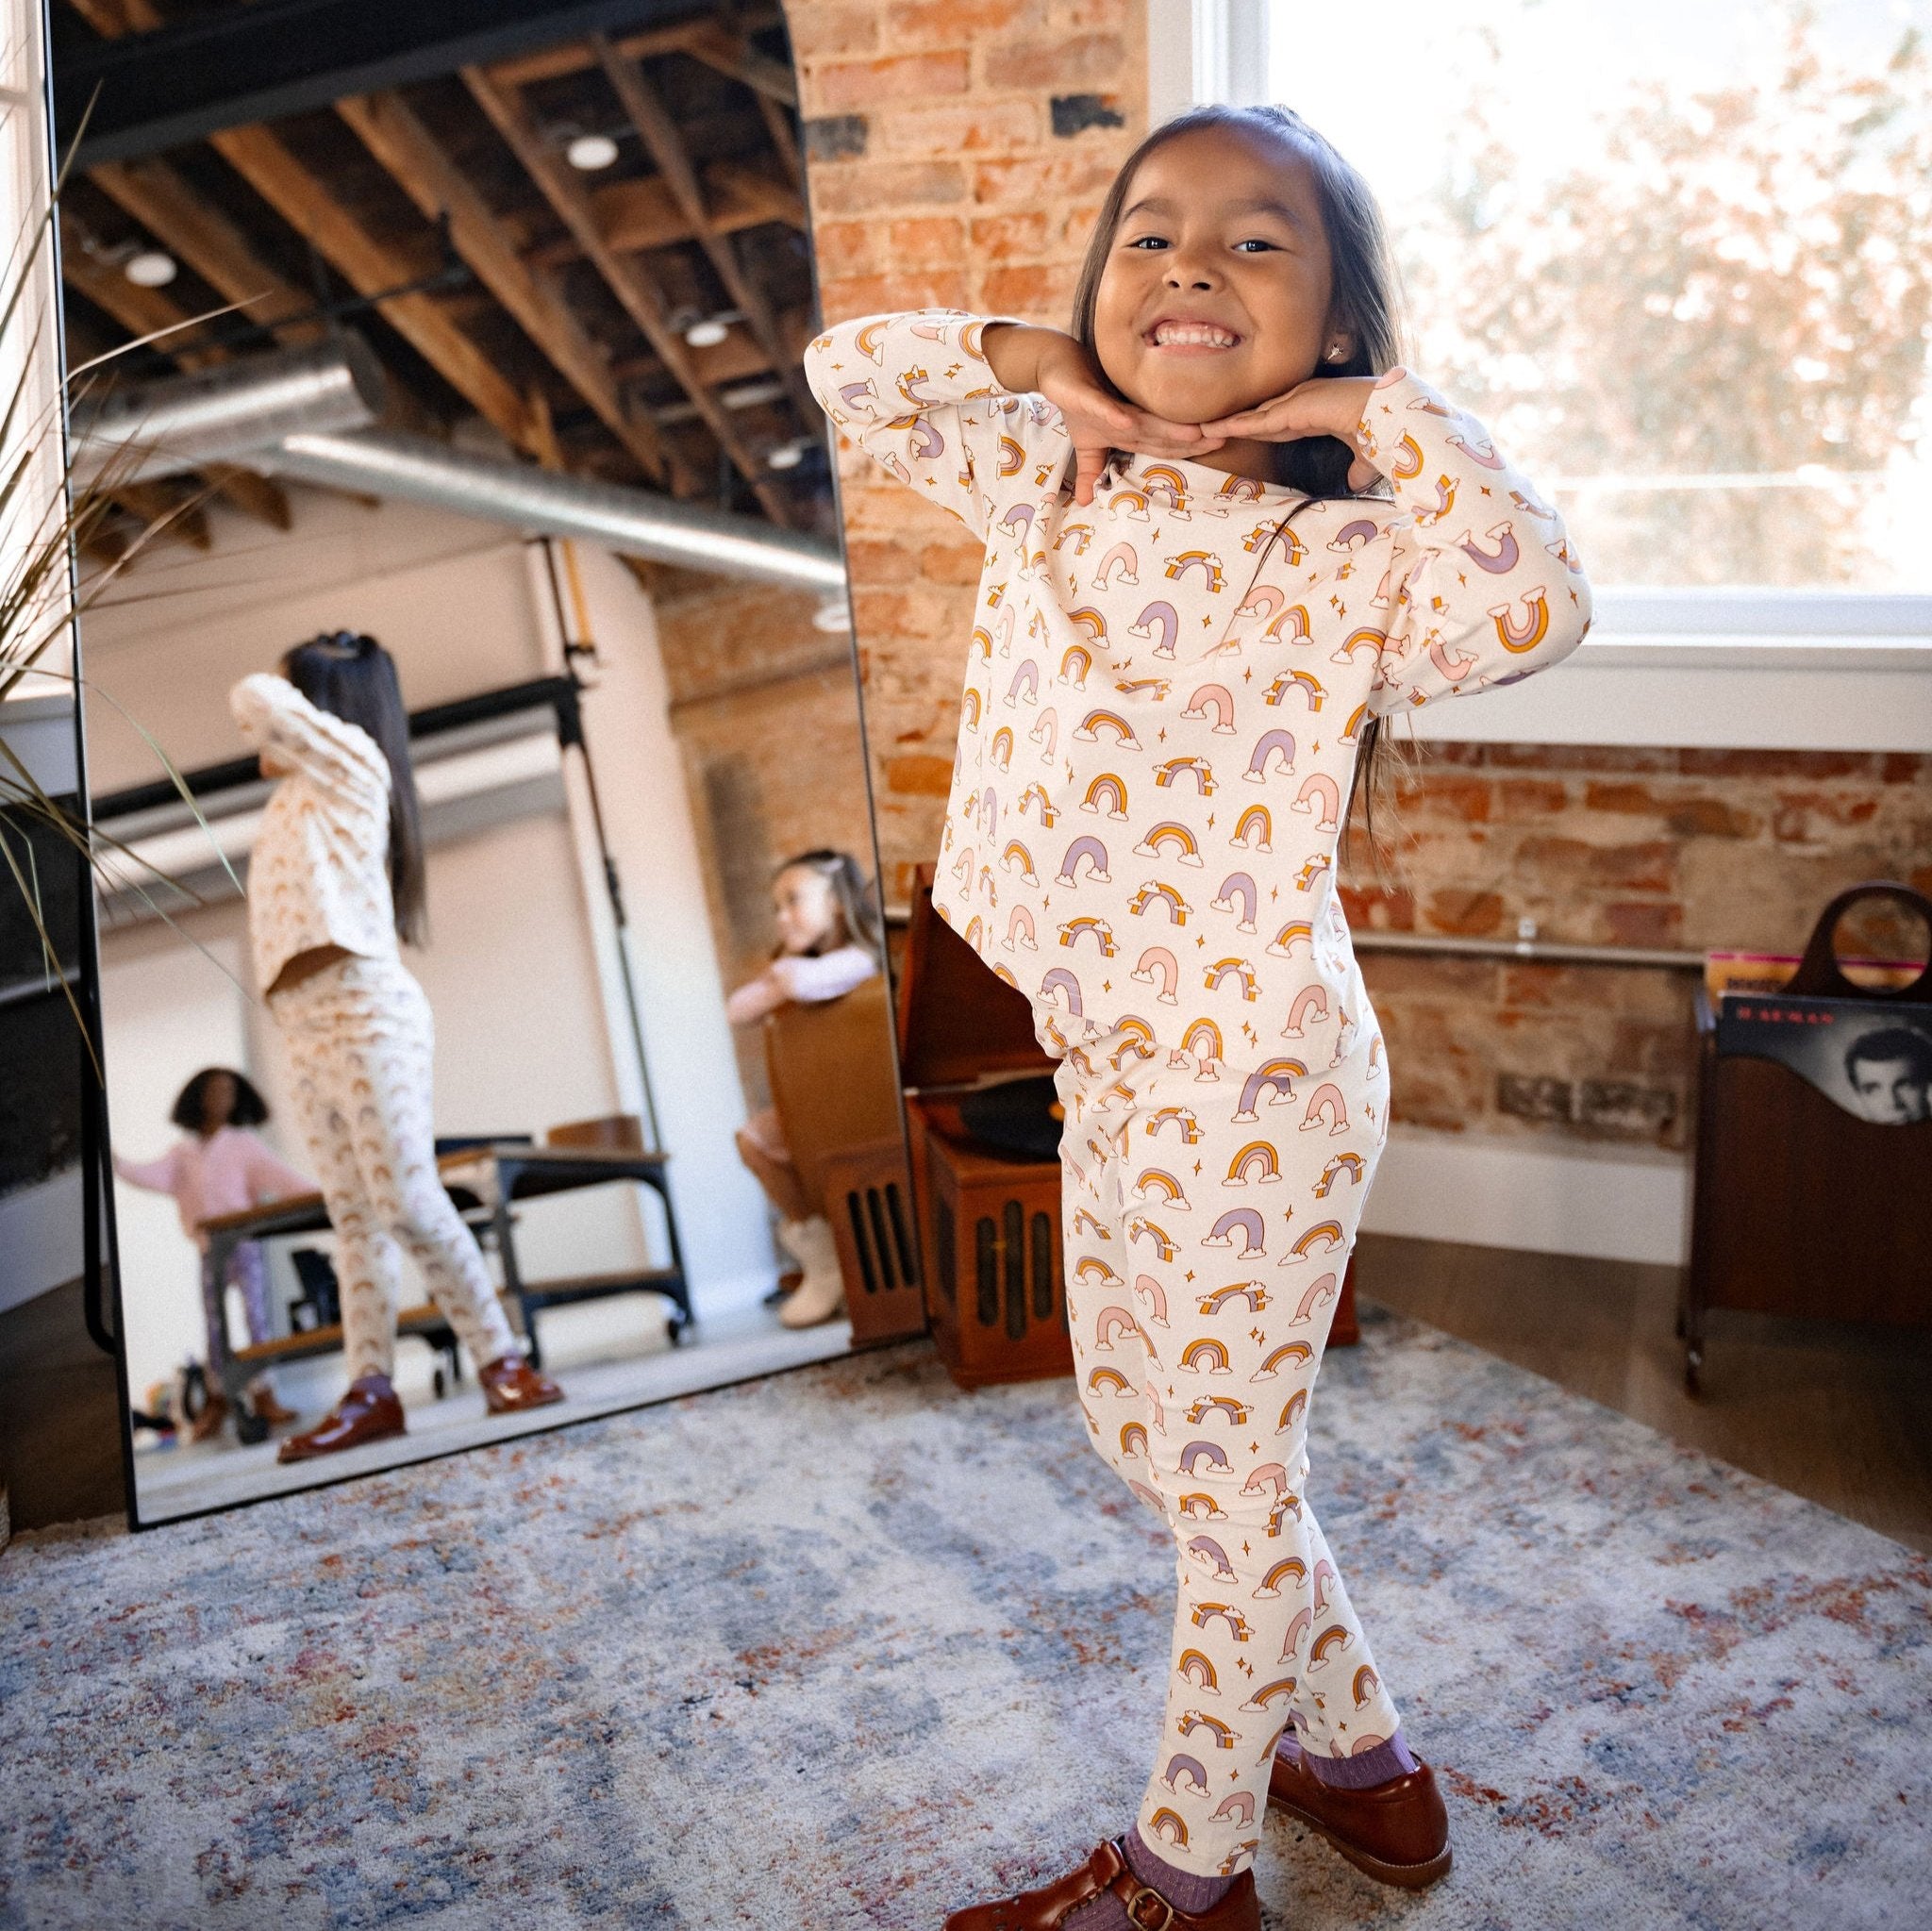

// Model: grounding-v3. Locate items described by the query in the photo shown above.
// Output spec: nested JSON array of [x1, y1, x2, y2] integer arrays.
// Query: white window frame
[[1149, 1, 1932, 751]]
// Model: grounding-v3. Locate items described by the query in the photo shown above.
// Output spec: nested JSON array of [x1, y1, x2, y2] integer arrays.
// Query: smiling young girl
[[807, 105, 1590, 1930]]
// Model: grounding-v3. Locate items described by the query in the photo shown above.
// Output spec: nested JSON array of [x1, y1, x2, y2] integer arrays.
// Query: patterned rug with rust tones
[[3, 1310, 1926, 1930]]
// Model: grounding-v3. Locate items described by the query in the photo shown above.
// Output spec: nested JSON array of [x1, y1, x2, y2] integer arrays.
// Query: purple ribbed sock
[[1278, 1724, 1421, 1790], [1060, 1828, 1236, 1929]]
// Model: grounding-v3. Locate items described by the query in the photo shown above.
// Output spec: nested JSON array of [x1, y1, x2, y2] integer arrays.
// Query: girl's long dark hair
[[1068, 103, 1407, 856], [170, 1066, 270, 1131], [282, 631, 428, 944], [776, 848, 884, 960]]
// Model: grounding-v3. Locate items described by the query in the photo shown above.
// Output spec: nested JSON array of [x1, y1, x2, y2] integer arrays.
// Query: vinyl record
[[955, 1074, 1062, 1161]]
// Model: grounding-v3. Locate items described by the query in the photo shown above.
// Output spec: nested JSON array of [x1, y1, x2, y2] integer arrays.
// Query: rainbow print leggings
[[1051, 1016, 1406, 1879], [270, 956, 519, 1385]]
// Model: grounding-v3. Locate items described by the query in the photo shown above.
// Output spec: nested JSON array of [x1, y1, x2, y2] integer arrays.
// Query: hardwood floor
[[1352, 1232, 1932, 1556]]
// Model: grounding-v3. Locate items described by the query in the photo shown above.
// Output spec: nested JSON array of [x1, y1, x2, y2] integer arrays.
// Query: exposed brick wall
[[789, 0, 1149, 900], [1349, 744, 1932, 1149], [651, 572, 879, 1107], [781, 4, 1932, 1153]]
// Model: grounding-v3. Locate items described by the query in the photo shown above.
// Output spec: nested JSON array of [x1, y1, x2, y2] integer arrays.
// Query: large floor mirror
[[37, 0, 908, 1526]]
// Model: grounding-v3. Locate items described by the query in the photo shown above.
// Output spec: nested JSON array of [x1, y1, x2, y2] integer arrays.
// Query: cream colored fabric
[[270, 956, 518, 1383], [804, 310, 1591, 1058], [230, 672, 399, 994]]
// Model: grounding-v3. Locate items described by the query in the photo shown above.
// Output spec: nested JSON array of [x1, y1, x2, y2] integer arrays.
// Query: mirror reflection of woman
[[112, 1066, 311, 1440], [725, 850, 882, 1327], [229, 632, 563, 1464]]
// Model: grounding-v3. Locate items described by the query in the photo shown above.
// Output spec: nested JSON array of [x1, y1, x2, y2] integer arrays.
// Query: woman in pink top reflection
[[113, 1066, 313, 1440]]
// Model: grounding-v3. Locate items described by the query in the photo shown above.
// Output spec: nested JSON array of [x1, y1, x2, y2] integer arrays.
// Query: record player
[[896, 868, 1073, 1389]]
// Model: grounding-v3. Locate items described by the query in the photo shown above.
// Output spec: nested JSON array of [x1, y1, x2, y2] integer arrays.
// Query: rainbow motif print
[[803, 309, 1589, 1063]]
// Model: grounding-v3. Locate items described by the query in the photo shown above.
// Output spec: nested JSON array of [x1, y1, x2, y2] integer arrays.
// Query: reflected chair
[[761, 974, 924, 1343]]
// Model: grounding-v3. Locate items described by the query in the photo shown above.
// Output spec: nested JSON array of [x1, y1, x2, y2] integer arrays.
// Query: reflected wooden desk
[[199, 1141, 691, 1426]]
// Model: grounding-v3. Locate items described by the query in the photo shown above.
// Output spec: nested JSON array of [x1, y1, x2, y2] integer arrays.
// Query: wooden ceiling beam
[[677, 21, 797, 106], [481, 8, 786, 88], [58, 216, 293, 533], [201, 123, 535, 452], [86, 156, 322, 342], [592, 37, 813, 424], [334, 88, 691, 491], [523, 162, 804, 268], [460, 61, 793, 523]]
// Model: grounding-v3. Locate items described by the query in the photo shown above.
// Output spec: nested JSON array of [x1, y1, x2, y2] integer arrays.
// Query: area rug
[[2, 1307, 1926, 1931]]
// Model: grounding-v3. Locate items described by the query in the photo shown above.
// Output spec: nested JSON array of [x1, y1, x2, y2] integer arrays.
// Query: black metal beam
[[56, 0, 702, 167]]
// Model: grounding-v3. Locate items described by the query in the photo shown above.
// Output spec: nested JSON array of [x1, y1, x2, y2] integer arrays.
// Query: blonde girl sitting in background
[[806, 101, 1590, 1931], [725, 848, 882, 1329]]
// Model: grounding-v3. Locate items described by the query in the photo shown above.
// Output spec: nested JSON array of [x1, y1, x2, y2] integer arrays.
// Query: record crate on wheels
[[897, 870, 1073, 1389]]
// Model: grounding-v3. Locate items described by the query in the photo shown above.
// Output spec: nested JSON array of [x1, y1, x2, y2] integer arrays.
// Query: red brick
[[886, 214, 970, 266], [981, 31, 1126, 91], [882, 0, 1041, 48], [1492, 777, 1568, 819], [819, 268, 974, 318], [843, 538, 918, 584], [1583, 780, 1757, 839], [1600, 901, 1686, 947], [920, 539, 987, 584], [810, 219, 879, 277], [972, 149, 1125, 206], [1395, 772, 1491, 823], [1338, 882, 1416, 931], [813, 51, 972, 113], [1880, 753, 1927, 783], [807, 159, 970, 214], [1677, 746, 1874, 780], [1515, 836, 1675, 892], [885, 754, 956, 795], [786, 6, 881, 58], [981, 261, 1079, 316], [1481, 742, 1679, 774], [879, 99, 1043, 154], [969, 210, 1056, 260], [1424, 888, 1505, 937]]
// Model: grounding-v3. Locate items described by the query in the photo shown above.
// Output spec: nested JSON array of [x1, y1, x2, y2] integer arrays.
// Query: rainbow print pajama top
[[806, 309, 1591, 1876]]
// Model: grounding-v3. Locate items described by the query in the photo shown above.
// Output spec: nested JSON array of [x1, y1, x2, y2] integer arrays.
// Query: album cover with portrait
[[1715, 992, 1932, 1126]]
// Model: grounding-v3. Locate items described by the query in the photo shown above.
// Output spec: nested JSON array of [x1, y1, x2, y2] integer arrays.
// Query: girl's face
[[200, 1072, 236, 1135], [773, 866, 841, 956], [1091, 125, 1341, 431]]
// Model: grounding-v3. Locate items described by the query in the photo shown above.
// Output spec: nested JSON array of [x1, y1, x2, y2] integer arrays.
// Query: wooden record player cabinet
[[898, 873, 1074, 1389]]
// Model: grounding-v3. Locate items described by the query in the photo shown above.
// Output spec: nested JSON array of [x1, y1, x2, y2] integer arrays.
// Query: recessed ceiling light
[[566, 132, 619, 171], [766, 441, 804, 471], [684, 318, 729, 349], [125, 249, 176, 288]]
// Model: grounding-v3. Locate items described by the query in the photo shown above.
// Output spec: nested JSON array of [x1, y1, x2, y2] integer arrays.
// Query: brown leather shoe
[[247, 1383, 300, 1427], [276, 1375, 406, 1463], [188, 1389, 230, 1444], [478, 1354, 565, 1415], [1267, 1748, 1451, 1889], [942, 1839, 1259, 1931]]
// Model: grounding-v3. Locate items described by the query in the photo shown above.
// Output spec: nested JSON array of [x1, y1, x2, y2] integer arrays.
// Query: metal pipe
[[879, 901, 1704, 971], [67, 337, 849, 591], [67, 334, 387, 489], [263, 428, 846, 592], [1351, 929, 1705, 971]]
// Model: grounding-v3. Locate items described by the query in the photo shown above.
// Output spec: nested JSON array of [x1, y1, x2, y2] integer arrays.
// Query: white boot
[[776, 1216, 845, 1328]]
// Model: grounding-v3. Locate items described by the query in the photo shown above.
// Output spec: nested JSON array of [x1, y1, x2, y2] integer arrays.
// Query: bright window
[[1268, 1, 1932, 594]]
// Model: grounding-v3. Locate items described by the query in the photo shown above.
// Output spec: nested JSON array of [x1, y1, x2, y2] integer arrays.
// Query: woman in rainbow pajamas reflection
[[805, 104, 1590, 1931]]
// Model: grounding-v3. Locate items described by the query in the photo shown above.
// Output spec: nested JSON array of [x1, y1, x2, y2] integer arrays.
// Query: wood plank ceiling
[[53, 0, 822, 565]]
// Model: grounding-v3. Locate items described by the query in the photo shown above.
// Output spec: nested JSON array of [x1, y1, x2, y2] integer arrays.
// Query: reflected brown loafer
[[943, 1839, 1258, 1931], [276, 1377, 406, 1463], [1267, 1749, 1451, 1889], [479, 1354, 565, 1415]]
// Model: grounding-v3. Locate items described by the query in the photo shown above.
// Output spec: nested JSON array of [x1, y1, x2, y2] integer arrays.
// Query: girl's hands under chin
[[1200, 372, 1391, 492], [986, 325, 1224, 506]]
